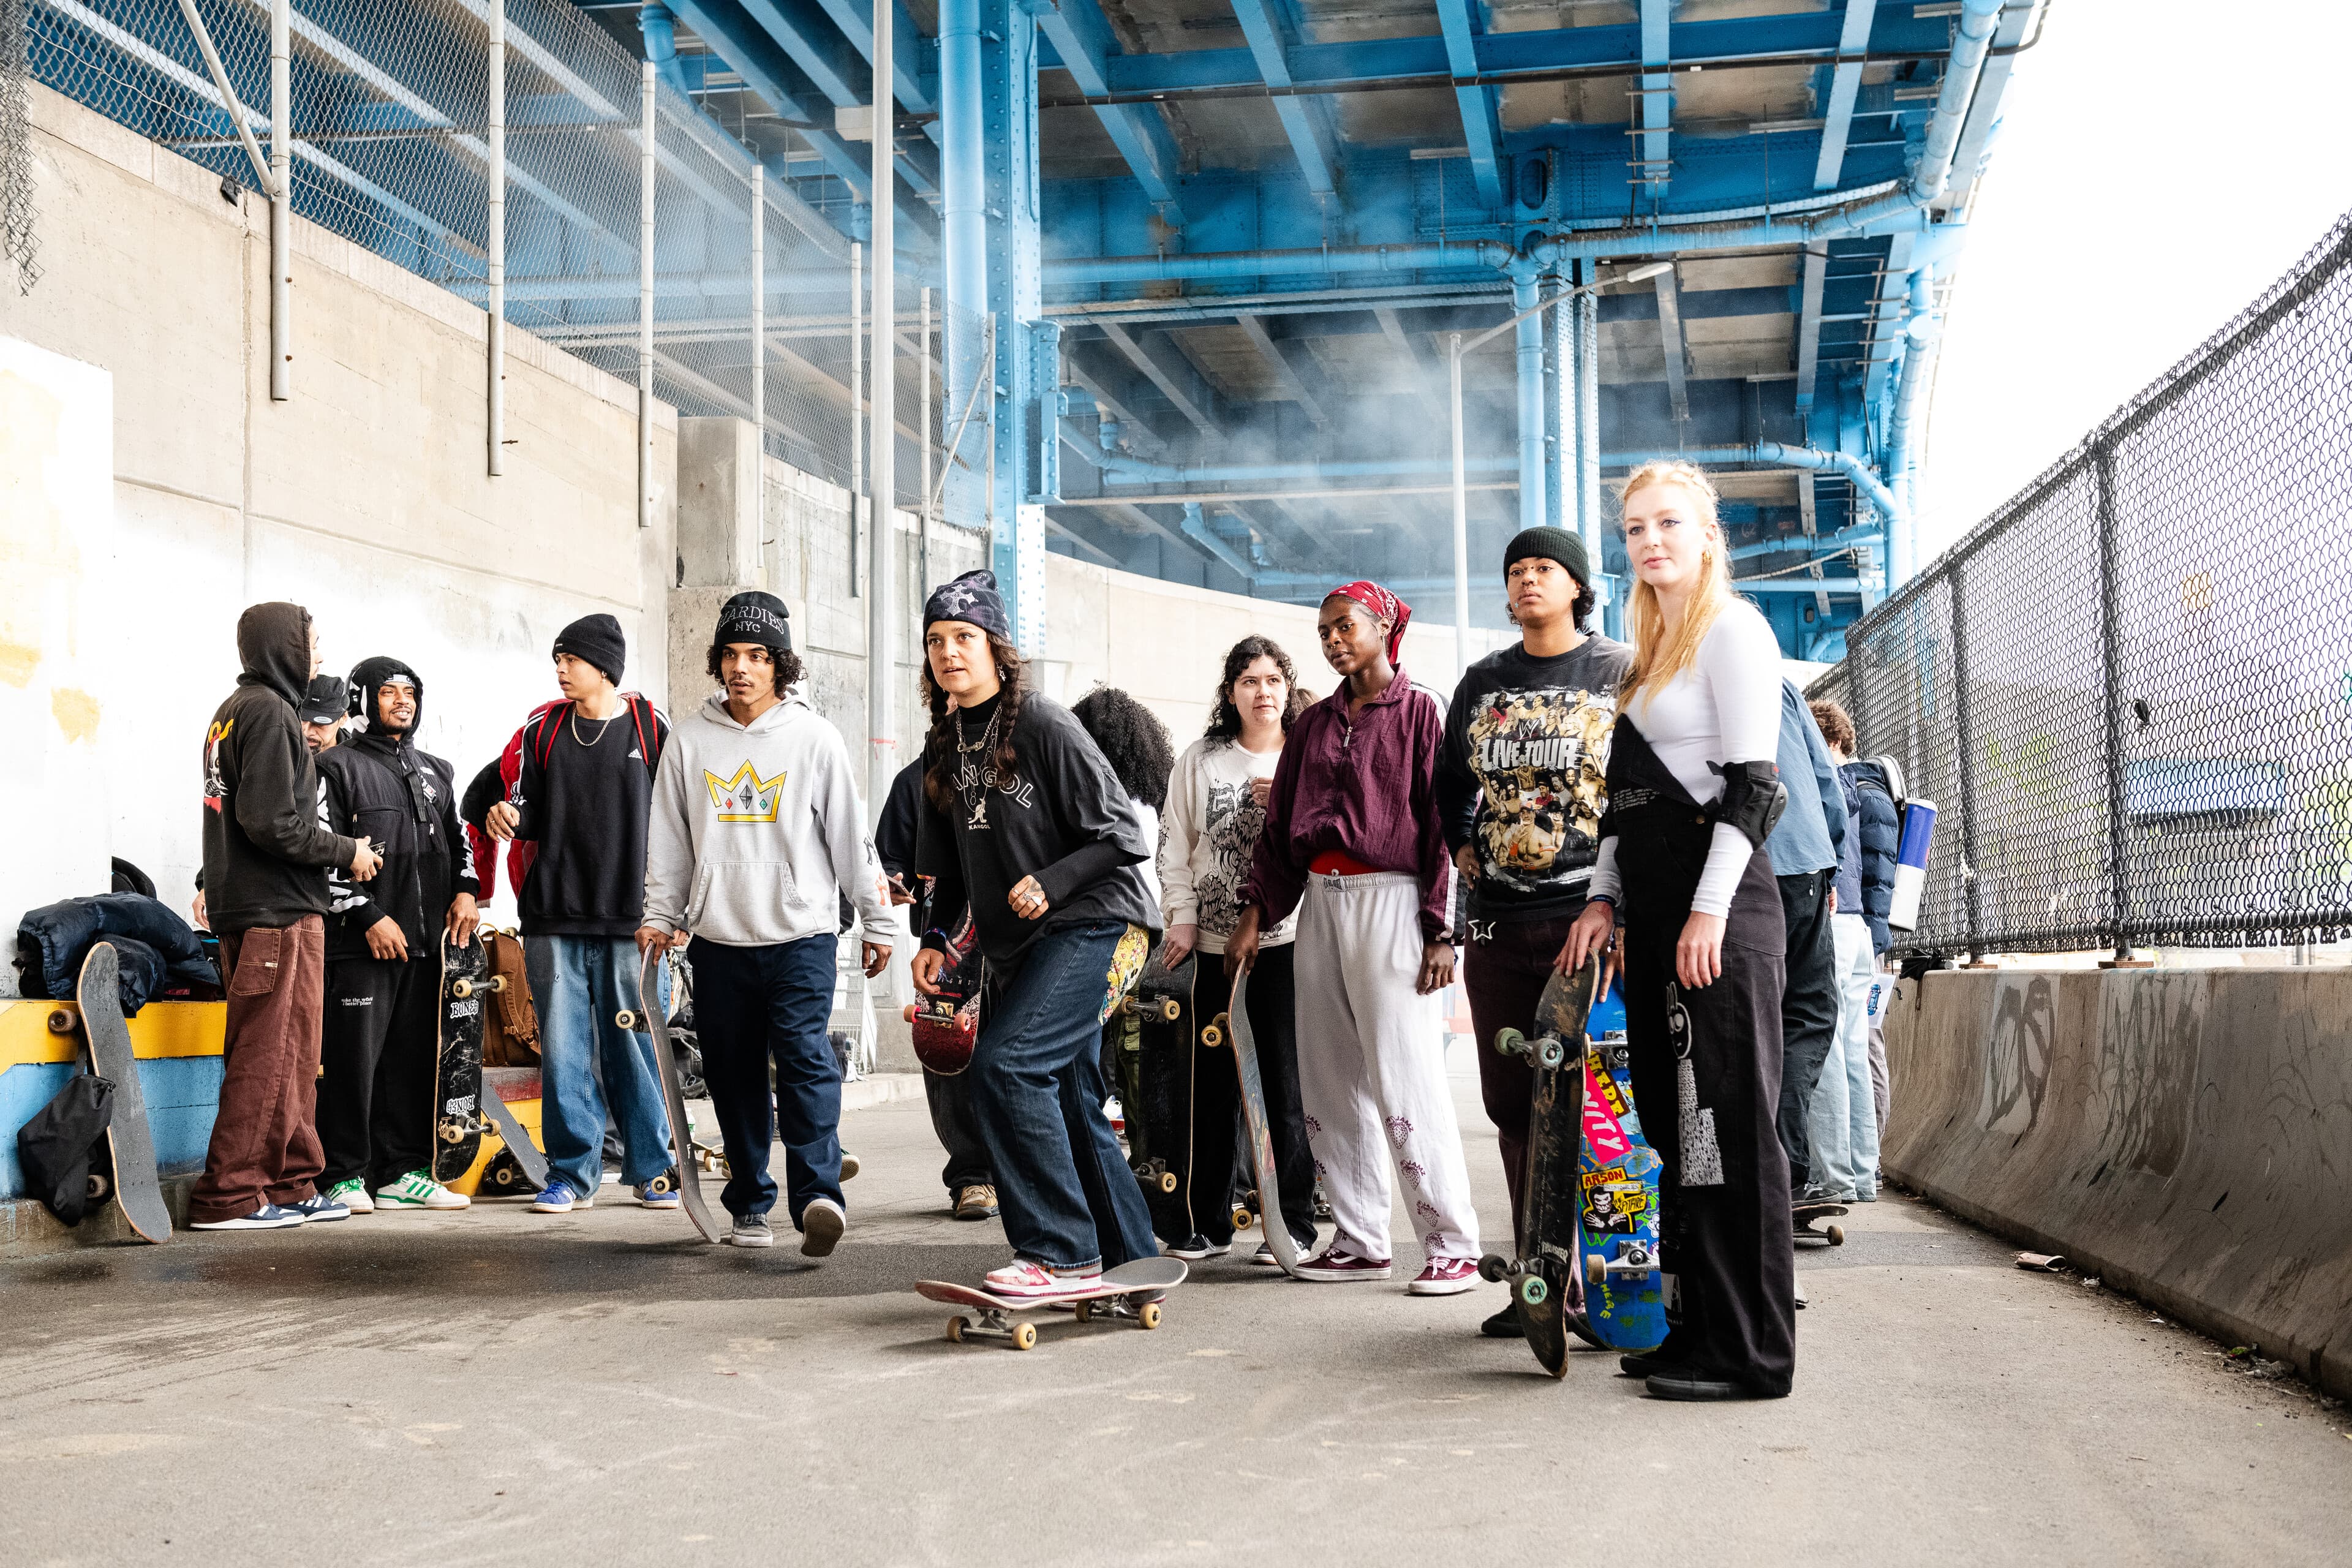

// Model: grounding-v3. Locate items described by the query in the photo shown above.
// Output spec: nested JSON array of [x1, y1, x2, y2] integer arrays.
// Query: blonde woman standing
[[1562, 459, 1796, 1400]]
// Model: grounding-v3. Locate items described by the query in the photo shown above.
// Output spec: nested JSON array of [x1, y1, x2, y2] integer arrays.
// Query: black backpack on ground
[[17, 1074, 116, 1226]]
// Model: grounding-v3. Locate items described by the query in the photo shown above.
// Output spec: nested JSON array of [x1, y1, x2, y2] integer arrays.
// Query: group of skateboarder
[[183, 454, 1892, 1400]]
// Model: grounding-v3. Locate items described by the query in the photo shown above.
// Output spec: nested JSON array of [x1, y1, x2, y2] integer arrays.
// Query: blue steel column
[[1574, 258, 1609, 635], [1544, 296, 1566, 542], [983, 0, 1045, 649], [1513, 274, 1545, 532], [940, 0, 986, 532]]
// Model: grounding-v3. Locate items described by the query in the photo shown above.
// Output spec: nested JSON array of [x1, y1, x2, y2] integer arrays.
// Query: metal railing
[[1809, 207, 2352, 959], [24, 0, 976, 518]]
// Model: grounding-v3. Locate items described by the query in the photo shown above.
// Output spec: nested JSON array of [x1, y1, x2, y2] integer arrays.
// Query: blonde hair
[[1616, 459, 1735, 712]]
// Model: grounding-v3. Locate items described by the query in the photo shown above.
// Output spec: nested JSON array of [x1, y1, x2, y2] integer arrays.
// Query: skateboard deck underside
[[634, 950, 721, 1243], [1226, 967, 1302, 1276], [1579, 1038, 1667, 1351], [78, 943, 170, 1243], [432, 937, 489, 1182], [1514, 960, 1600, 1376], [1129, 954, 1193, 1224]]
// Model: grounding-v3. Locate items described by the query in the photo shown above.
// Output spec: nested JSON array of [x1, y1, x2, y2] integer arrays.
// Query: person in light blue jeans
[[1803, 698, 1883, 1202], [527, 935, 676, 1203]]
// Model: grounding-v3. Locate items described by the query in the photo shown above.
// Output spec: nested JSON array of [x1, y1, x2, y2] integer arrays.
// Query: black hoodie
[[199, 603, 359, 933], [317, 657, 480, 962]]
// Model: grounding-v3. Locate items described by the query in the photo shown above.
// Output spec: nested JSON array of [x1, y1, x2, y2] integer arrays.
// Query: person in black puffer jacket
[[315, 657, 481, 1214]]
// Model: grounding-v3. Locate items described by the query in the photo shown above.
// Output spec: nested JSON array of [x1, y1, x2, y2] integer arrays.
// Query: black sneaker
[[1165, 1234, 1229, 1261], [1618, 1350, 1679, 1378], [1480, 1304, 1525, 1339]]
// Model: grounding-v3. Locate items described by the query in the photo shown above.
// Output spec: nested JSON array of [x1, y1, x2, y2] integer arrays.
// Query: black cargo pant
[[318, 953, 439, 1191], [1462, 910, 1580, 1250], [1774, 869, 1839, 1192], [1622, 828, 1798, 1397], [924, 1068, 993, 1194]]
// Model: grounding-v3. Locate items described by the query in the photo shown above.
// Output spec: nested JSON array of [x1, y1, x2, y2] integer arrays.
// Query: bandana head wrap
[[1323, 579, 1411, 664]]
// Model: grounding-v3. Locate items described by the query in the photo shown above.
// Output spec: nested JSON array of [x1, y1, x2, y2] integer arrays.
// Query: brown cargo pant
[[189, 915, 327, 1223]]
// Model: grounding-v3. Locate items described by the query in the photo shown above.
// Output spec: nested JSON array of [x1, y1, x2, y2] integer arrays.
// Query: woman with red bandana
[[1226, 582, 1480, 1295]]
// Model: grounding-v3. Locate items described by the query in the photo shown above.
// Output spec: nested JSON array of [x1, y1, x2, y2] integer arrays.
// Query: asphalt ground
[[4, 1052, 2346, 1567]]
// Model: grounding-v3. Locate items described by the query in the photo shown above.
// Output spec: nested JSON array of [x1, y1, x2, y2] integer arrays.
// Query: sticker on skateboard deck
[[916, 1257, 1188, 1351], [74, 943, 169, 1243], [1224, 967, 1303, 1277], [1575, 981, 1667, 1352], [1477, 954, 1608, 1376], [618, 948, 721, 1243], [432, 935, 499, 1183]]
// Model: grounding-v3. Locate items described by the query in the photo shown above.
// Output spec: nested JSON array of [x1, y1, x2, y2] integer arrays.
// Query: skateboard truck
[[1585, 1238, 1659, 1286], [1477, 1250, 1557, 1308], [450, 974, 508, 1001], [1129, 1155, 1180, 1194], [1493, 1025, 1568, 1071]]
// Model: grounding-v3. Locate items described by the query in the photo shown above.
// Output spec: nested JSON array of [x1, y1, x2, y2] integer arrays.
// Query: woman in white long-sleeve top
[[1563, 459, 1797, 1400]]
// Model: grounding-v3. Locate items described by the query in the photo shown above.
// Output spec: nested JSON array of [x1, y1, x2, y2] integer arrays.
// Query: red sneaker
[[984, 1257, 1102, 1298], [1409, 1257, 1480, 1296], [1294, 1246, 1393, 1282]]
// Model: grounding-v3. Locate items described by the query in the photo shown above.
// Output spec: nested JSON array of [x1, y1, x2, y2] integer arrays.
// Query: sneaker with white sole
[[1165, 1234, 1229, 1261], [800, 1196, 845, 1258], [729, 1213, 774, 1248], [322, 1178, 373, 1215], [634, 1172, 682, 1209], [984, 1257, 1103, 1298], [1408, 1257, 1479, 1296], [285, 1191, 349, 1223], [1252, 1232, 1317, 1267], [1294, 1246, 1393, 1282], [529, 1179, 592, 1213], [189, 1204, 306, 1231], [374, 1170, 470, 1210]]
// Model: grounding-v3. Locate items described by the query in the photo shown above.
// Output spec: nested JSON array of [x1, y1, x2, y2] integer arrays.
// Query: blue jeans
[[688, 934, 842, 1227], [526, 934, 676, 1194], [967, 920, 1157, 1272]]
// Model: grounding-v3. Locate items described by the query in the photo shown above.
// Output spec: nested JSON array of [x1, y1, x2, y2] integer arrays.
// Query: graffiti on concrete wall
[[1980, 974, 2056, 1136], [2093, 973, 2206, 1180]]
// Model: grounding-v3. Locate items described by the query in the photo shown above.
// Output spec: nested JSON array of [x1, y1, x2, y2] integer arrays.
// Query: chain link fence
[[1809, 207, 2352, 959], [25, 0, 972, 515]]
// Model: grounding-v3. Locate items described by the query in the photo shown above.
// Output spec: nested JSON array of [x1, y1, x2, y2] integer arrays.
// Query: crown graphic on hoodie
[[704, 762, 788, 823]]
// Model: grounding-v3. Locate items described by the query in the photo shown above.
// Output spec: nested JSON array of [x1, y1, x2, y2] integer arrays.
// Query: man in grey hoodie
[[639, 593, 896, 1254]]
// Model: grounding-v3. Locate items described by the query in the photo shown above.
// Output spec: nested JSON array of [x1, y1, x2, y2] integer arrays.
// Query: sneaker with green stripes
[[374, 1170, 470, 1210], [323, 1178, 374, 1215]]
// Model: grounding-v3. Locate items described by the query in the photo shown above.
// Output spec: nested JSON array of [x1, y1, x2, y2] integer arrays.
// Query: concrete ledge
[[842, 1073, 925, 1113], [2, 1174, 197, 1261], [1883, 967, 2352, 1399]]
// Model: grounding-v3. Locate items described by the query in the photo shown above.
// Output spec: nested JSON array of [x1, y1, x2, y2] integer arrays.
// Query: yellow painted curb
[[1, 1000, 228, 1070]]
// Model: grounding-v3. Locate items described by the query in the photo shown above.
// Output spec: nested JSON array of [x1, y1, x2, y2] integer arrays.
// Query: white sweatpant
[[1293, 872, 1480, 1263]]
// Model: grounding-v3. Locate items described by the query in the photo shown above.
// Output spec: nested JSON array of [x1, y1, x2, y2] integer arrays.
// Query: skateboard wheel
[[46, 1009, 75, 1035], [1011, 1322, 1038, 1351], [1074, 1301, 1093, 1324], [1476, 1253, 1510, 1284], [1585, 1254, 1607, 1287], [1157, 999, 1180, 1022], [451, 979, 476, 999], [903, 1004, 918, 1023], [1137, 1302, 1162, 1331], [1827, 1224, 1845, 1246], [1519, 1274, 1549, 1307], [439, 1123, 464, 1144], [615, 1010, 638, 1030], [946, 1316, 967, 1344], [1157, 1170, 1179, 1194], [487, 975, 508, 992], [1231, 1206, 1253, 1232], [1493, 1027, 1525, 1058], [86, 1172, 111, 1202], [1536, 1038, 1566, 1070], [1199, 1025, 1223, 1049]]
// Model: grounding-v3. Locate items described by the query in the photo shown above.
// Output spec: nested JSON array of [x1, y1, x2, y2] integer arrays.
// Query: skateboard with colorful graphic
[[617, 948, 722, 1243], [1120, 947, 1189, 1205], [72, 943, 170, 1243], [1224, 967, 1303, 1276], [917, 1257, 1187, 1351], [1478, 955, 1602, 1377], [431, 934, 500, 1183], [1575, 981, 1667, 1352]]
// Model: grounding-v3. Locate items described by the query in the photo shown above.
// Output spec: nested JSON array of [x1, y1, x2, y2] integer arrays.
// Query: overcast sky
[[1920, 0, 2352, 558]]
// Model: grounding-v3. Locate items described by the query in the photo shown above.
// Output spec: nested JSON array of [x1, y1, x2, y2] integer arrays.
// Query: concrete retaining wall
[[1883, 967, 2352, 1398]]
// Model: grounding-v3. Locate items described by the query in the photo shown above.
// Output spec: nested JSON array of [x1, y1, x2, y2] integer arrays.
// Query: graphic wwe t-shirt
[[1437, 634, 1635, 924]]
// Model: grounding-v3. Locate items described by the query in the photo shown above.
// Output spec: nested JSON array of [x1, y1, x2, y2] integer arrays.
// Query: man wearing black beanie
[[485, 617, 677, 1215], [1435, 524, 1634, 1340]]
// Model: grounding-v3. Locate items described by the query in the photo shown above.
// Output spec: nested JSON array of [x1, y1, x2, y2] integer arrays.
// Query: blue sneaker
[[189, 1203, 306, 1231], [635, 1172, 682, 1210], [530, 1179, 592, 1214], [285, 1192, 349, 1223]]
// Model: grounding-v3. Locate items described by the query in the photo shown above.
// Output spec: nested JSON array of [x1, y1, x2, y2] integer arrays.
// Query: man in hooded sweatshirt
[[484, 614, 674, 1213], [192, 603, 383, 1231], [639, 593, 895, 1254], [315, 657, 483, 1215]]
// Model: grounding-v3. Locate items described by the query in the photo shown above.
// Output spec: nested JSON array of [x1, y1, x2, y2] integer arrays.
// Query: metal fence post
[[751, 164, 764, 466], [637, 59, 654, 532], [850, 239, 862, 598], [268, 0, 288, 401], [486, 0, 504, 475], [867, 0, 897, 817], [1947, 560, 1988, 959], [919, 285, 932, 591], [2091, 440, 2141, 965]]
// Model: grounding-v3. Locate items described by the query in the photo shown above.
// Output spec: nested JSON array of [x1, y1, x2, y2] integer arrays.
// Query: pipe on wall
[[1178, 502, 1260, 583], [1609, 443, 1907, 533], [1512, 274, 1545, 531], [1909, 0, 2006, 204], [638, 5, 694, 100]]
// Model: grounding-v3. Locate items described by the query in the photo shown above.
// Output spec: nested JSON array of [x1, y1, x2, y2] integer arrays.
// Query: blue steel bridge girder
[[1033, 0, 1188, 226], [731, 0, 940, 195], [1431, 0, 1505, 211], [1225, 0, 1340, 202], [1814, 0, 1879, 190]]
